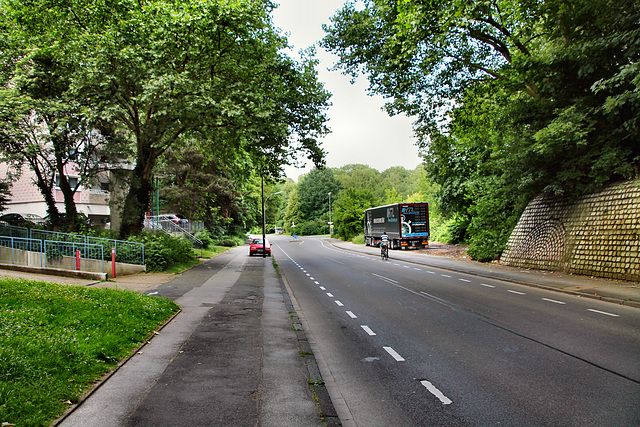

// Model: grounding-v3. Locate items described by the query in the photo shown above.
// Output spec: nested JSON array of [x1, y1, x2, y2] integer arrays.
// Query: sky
[[271, 0, 423, 181]]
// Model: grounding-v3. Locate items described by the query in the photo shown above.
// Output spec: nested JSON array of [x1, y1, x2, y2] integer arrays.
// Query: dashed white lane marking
[[542, 298, 566, 305], [310, 277, 315, 280], [306, 273, 310, 276], [314, 281, 320, 284], [335, 300, 344, 307], [319, 286, 326, 291], [420, 380, 453, 405], [346, 311, 358, 319], [326, 293, 334, 298], [587, 308, 620, 317], [383, 346, 405, 362], [361, 325, 376, 336], [459, 278, 471, 283], [425, 270, 436, 274], [414, 268, 421, 271], [480, 283, 495, 288], [507, 290, 526, 295], [441, 274, 452, 278]]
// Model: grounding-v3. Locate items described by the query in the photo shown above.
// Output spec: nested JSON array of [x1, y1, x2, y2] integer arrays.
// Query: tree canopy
[[1, 0, 331, 237], [323, 0, 640, 259]]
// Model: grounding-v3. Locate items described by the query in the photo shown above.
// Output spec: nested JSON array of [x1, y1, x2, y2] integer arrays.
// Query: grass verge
[[0, 277, 180, 426]]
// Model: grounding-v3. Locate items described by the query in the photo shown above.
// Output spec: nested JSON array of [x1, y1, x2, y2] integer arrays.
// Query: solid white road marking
[[383, 346, 405, 362], [372, 273, 398, 284], [542, 298, 566, 305], [335, 300, 344, 307], [420, 380, 453, 405], [507, 290, 526, 295], [361, 325, 376, 336], [346, 311, 358, 319], [587, 308, 620, 317]]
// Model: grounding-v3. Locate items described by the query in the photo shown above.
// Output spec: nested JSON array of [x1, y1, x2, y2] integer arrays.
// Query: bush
[[214, 238, 237, 247], [298, 220, 326, 236], [128, 231, 196, 272], [196, 230, 213, 248]]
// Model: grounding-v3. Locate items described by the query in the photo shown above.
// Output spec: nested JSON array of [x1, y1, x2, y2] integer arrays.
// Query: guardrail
[[0, 236, 105, 273], [0, 236, 44, 267], [29, 229, 144, 265], [144, 219, 203, 249], [0, 224, 29, 239], [43, 240, 104, 273]]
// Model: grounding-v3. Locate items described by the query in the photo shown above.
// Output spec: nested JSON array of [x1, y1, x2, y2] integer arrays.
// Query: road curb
[[277, 263, 342, 426]]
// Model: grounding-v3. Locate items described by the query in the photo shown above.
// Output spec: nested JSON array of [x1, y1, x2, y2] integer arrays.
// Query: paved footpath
[[56, 246, 334, 426]]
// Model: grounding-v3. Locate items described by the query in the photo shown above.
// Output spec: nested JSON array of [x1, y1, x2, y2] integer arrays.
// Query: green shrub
[[298, 220, 326, 236], [128, 231, 196, 272], [196, 230, 213, 248], [215, 238, 237, 247]]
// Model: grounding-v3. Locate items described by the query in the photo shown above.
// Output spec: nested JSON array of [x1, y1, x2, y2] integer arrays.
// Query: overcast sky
[[271, 0, 423, 181]]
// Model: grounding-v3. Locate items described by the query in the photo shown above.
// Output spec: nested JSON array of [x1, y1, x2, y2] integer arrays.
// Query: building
[[0, 162, 116, 228]]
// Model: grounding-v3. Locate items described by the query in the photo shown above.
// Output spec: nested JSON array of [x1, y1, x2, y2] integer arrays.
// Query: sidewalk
[[330, 239, 640, 308], [41, 246, 335, 426]]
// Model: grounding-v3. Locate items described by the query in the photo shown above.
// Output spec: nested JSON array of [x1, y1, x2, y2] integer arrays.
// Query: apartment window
[[55, 175, 79, 190]]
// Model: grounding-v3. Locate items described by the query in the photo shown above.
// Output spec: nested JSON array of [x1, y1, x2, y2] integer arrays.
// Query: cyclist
[[380, 232, 389, 260]]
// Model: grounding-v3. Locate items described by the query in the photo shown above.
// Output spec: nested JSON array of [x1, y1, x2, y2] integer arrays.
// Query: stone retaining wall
[[500, 179, 640, 282]]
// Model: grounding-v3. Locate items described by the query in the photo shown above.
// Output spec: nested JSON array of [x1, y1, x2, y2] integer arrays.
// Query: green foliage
[[0, 277, 179, 426], [2, 0, 331, 239], [333, 188, 377, 241], [324, 0, 640, 261], [298, 220, 327, 236], [296, 168, 341, 221], [128, 231, 196, 272]]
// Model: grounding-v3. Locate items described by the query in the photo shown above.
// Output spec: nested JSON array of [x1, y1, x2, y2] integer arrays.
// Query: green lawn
[[0, 277, 180, 426]]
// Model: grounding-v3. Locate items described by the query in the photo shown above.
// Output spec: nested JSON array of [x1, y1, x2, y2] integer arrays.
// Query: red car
[[249, 238, 271, 256]]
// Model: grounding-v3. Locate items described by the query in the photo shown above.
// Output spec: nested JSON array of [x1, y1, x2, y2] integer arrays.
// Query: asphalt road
[[272, 235, 640, 426]]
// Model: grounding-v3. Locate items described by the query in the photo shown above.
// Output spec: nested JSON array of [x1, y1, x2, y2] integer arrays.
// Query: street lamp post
[[328, 191, 332, 238], [262, 177, 283, 258]]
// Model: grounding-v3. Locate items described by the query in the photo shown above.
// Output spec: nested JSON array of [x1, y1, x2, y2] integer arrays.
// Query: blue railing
[[0, 236, 44, 267], [29, 229, 144, 265]]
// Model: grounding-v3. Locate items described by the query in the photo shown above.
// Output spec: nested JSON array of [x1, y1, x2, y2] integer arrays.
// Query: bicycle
[[380, 243, 389, 260]]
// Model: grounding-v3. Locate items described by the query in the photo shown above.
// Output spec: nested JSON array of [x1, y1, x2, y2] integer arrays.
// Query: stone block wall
[[500, 179, 640, 282]]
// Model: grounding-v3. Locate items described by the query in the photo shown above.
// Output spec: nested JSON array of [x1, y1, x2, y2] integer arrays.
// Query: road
[[271, 235, 640, 426]]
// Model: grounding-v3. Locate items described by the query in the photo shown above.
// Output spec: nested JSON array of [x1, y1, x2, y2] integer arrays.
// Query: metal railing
[[43, 240, 104, 273], [0, 236, 44, 267], [0, 224, 29, 239], [144, 218, 203, 249], [29, 229, 144, 265], [0, 237, 103, 273]]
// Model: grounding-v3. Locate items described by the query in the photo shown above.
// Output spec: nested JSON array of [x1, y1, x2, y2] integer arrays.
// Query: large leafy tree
[[3, 0, 330, 238], [324, 0, 640, 259], [296, 168, 342, 221]]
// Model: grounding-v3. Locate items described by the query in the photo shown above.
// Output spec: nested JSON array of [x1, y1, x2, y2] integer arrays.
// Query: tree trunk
[[119, 162, 152, 239]]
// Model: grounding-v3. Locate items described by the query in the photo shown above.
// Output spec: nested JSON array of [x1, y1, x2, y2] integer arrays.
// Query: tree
[[3, 0, 331, 238], [333, 188, 376, 240], [324, 0, 640, 259], [296, 168, 342, 221]]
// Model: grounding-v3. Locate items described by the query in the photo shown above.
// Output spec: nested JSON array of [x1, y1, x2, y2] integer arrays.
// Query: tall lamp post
[[262, 177, 283, 258], [328, 192, 332, 238]]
